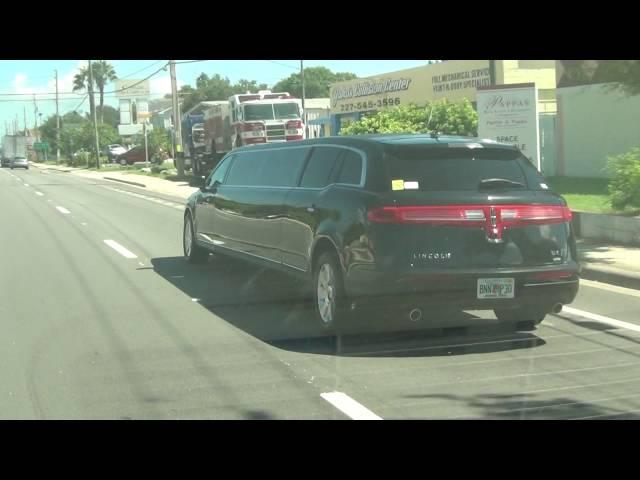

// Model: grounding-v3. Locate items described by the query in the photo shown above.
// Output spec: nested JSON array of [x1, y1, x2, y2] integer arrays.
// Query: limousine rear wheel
[[313, 252, 348, 332], [184, 214, 208, 264]]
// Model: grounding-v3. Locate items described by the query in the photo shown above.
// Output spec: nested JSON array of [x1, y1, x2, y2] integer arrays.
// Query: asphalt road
[[2, 166, 640, 420]]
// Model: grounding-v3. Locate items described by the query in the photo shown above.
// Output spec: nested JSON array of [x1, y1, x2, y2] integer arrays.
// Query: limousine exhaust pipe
[[552, 303, 563, 314], [408, 308, 423, 322]]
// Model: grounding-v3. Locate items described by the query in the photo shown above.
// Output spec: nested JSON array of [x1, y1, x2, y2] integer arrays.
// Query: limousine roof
[[232, 134, 519, 153]]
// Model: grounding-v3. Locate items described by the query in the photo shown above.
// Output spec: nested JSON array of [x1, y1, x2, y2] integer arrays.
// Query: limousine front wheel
[[184, 214, 208, 264], [314, 252, 348, 331]]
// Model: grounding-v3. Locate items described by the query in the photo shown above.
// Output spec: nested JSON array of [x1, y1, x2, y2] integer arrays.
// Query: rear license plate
[[477, 278, 515, 299]]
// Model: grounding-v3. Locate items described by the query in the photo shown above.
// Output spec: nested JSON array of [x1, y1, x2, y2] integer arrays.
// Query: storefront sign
[[477, 83, 541, 170], [330, 60, 491, 114]]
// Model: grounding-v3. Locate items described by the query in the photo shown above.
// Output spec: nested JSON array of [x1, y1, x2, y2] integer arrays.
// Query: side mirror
[[189, 175, 206, 188]]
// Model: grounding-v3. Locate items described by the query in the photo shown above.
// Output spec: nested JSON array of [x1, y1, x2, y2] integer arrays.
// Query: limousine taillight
[[367, 205, 573, 226]]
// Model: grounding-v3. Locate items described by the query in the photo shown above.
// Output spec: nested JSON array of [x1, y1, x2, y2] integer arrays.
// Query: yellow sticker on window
[[392, 179, 405, 191]]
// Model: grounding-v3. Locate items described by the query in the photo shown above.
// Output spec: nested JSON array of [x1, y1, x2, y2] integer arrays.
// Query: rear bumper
[[345, 264, 580, 312]]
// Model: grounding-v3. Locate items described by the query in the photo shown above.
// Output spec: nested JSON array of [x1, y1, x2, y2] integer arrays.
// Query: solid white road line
[[560, 306, 640, 333], [320, 391, 382, 420], [55, 206, 71, 214], [579, 278, 640, 298], [103, 240, 137, 259]]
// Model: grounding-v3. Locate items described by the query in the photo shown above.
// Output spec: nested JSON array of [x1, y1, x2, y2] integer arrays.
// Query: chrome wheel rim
[[184, 218, 193, 257], [317, 263, 336, 325]]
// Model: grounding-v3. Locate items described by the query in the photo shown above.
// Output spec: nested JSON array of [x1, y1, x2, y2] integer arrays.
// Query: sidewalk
[[32, 162, 198, 200], [577, 238, 640, 290], [31, 163, 640, 290]]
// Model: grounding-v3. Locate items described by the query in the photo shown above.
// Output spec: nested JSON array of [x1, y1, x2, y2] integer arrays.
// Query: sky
[[0, 60, 428, 134]]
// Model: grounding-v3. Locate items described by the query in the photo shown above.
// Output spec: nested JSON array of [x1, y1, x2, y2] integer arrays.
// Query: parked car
[[182, 135, 580, 333], [1, 156, 11, 168], [106, 144, 127, 161], [10, 156, 29, 169], [115, 146, 146, 165]]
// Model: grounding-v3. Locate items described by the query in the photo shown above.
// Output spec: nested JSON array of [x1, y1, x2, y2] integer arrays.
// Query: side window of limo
[[336, 149, 364, 185], [259, 147, 310, 187], [207, 155, 233, 188], [299, 146, 342, 189]]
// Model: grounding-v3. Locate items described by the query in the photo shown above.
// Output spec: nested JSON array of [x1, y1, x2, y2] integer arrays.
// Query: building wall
[[556, 83, 640, 178], [305, 107, 330, 138], [498, 60, 557, 113], [330, 60, 558, 134]]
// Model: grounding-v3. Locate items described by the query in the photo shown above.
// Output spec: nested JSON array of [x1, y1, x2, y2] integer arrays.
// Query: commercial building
[[328, 60, 557, 135]]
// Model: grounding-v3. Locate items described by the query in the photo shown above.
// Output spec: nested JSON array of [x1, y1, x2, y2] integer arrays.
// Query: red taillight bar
[[368, 205, 573, 226], [529, 271, 574, 281]]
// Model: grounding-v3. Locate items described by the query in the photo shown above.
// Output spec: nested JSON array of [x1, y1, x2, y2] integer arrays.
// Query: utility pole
[[55, 69, 60, 164], [33, 95, 38, 139], [170, 60, 185, 177], [144, 120, 149, 168], [88, 60, 101, 169], [24, 106, 27, 134], [300, 60, 307, 138]]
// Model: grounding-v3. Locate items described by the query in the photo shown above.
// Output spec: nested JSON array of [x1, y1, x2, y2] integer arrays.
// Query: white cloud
[[150, 75, 184, 96], [11, 61, 87, 97]]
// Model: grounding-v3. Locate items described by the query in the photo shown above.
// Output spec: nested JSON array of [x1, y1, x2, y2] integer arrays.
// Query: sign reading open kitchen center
[[476, 83, 541, 171]]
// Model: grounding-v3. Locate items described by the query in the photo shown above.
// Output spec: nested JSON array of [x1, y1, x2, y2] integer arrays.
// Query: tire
[[494, 306, 547, 331], [120, 157, 127, 166], [313, 251, 350, 333], [183, 213, 208, 264]]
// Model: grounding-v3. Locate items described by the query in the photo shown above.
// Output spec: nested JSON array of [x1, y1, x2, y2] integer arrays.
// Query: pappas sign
[[115, 79, 150, 98], [477, 83, 541, 171]]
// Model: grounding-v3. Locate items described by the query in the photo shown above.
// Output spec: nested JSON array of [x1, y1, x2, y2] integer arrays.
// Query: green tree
[[339, 99, 478, 137], [147, 127, 171, 160], [272, 67, 357, 98], [92, 105, 119, 129], [233, 79, 269, 94], [72, 61, 118, 123], [557, 60, 640, 95], [171, 74, 272, 113], [39, 111, 91, 155], [607, 146, 640, 210], [93, 61, 118, 123]]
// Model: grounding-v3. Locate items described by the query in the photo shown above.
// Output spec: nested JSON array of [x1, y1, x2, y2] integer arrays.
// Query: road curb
[[103, 177, 147, 188], [581, 264, 640, 290], [31, 164, 76, 173]]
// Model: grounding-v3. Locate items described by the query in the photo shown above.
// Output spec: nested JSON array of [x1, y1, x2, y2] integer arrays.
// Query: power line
[[174, 60, 210, 65], [265, 60, 300, 71], [118, 60, 166, 79], [0, 62, 170, 97], [72, 94, 88, 112]]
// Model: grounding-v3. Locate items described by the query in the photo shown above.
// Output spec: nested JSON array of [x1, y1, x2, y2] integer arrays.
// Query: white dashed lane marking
[[103, 240, 137, 259]]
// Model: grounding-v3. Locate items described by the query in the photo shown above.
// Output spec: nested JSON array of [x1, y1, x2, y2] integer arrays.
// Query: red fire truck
[[203, 90, 305, 165]]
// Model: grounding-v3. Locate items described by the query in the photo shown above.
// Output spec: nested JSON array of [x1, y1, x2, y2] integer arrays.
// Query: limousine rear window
[[383, 145, 531, 191]]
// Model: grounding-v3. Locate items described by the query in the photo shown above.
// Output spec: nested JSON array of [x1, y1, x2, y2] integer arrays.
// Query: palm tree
[[93, 61, 118, 123], [72, 66, 92, 119], [71, 61, 118, 123]]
